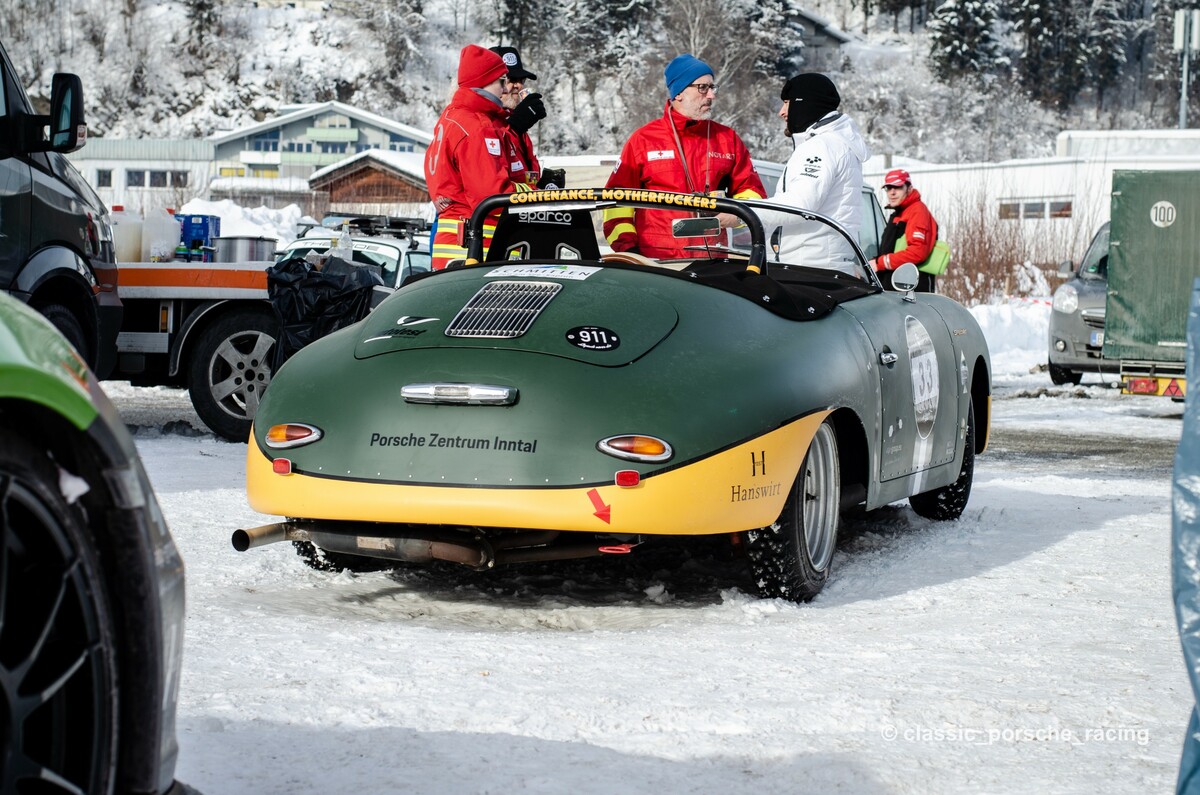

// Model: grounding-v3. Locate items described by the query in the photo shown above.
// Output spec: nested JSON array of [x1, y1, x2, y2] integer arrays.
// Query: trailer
[[1102, 170, 1200, 399]]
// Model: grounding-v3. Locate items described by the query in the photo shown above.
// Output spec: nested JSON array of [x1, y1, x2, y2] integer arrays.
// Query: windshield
[[1078, 223, 1110, 281], [282, 239, 403, 283]]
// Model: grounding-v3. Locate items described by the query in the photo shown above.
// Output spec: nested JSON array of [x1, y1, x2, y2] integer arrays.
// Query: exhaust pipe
[[231, 523, 635, 569], [231, 522, 311, 552], [231, 521, 491, 568]]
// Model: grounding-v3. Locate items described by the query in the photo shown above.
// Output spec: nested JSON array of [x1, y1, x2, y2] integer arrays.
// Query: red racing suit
[[603, 103, 765, 259], [424, 87, 535, 269], [875, 188, 936, 271]]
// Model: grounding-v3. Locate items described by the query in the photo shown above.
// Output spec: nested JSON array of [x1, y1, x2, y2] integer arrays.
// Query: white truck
[[111, 216, 429, 441]]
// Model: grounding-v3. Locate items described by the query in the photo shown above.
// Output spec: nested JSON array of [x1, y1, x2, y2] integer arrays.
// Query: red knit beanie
[[457, 44, 507, 88]]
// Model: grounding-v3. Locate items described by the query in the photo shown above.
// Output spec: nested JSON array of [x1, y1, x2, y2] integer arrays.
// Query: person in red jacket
[[603, 53, 765, 260], [871, 168, 939, 293], [424, 44, 536, 270]]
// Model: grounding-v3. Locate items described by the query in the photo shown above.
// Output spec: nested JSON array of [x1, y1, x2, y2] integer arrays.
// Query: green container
[[1104, 170, 1200, 364]]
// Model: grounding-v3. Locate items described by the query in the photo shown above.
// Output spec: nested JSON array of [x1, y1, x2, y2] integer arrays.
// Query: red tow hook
[[598, 543, 636, 554]]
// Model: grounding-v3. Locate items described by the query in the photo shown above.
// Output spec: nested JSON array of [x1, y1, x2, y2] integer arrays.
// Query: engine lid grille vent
[[445, 280, 561, 338]]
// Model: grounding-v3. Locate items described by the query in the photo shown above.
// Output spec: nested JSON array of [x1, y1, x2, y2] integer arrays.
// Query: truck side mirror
[[1057, 259, 1074, 278], [28, 73, 86, 153], [49, 73, 86, 152]]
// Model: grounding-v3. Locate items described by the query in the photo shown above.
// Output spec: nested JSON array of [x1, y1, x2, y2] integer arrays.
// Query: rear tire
[[0, 429, 118, 794], [909, 403, 976, 520], [188, 311, 277, 442], [1049, 362, 1082, 386], [744, 420, 840, 602]]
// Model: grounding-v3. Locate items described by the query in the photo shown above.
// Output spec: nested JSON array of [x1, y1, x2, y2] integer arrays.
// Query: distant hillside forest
[[3, 0, 1198, 164]]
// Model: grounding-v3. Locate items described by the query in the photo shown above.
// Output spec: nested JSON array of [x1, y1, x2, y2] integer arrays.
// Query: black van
[[0, 38, 119, 377]]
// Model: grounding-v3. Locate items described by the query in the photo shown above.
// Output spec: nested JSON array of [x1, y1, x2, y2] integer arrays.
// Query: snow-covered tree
[[1004, 0, 1090, 109], [927, 0, 1008, 83], [1084, 0, 1128, 112]]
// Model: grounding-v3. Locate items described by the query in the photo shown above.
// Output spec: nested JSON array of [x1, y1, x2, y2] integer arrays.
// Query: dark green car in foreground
[[239, 190, 991, 603], [0, 292, 188, 794]]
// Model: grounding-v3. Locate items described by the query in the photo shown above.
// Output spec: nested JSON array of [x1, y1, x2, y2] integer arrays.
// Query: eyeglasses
[[883, 184, 906, 191], [687, 82, 718, 95], [498, 76, 509, 86]]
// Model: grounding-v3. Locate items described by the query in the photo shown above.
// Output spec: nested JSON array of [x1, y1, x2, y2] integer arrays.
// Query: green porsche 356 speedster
[[235, 189, 990, 602]]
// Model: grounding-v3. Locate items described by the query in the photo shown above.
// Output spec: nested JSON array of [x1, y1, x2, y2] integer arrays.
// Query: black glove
[[508, 93, 546, 135], [537, 168, 566, 189]]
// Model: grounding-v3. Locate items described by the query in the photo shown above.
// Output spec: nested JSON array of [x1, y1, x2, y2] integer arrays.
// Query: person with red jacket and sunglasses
[[603, 53, 765, 260], [424, 44, 536, 270]]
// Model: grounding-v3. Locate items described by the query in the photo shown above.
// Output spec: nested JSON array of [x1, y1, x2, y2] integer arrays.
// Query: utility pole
[[1176, 9, 1200, 129]]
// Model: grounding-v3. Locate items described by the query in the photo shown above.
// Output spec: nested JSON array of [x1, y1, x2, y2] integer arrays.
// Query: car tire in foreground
[[909, 404, 976, 520], [0, 428, 118, 794], [189, 310, 277, 442], [745, 420, 841, 602]]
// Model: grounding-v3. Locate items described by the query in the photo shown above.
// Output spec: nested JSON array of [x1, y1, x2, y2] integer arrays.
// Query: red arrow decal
[[587, 488, 611, 524]]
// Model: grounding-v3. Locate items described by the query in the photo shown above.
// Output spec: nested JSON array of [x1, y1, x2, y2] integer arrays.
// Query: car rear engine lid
[[353, 268, 678, 366]]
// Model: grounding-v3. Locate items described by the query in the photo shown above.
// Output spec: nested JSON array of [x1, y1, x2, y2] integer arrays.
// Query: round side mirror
[[892, 262, 920, 292]]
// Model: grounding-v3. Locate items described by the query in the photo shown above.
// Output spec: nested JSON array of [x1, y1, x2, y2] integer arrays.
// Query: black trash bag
[[267, 255, 384, 370]]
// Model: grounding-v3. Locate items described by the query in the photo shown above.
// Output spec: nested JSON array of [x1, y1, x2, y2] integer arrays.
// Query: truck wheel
[[910, 403, 976, 520], [744, 420, 840, 602], [0, 429, 118, 794], [1048, 362, 1082, 386], [189, 311, 277, 442], [37, 302, 92, 369]]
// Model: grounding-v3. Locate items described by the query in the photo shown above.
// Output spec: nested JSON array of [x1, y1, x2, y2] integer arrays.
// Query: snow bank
[[178, 198, 307, 246]]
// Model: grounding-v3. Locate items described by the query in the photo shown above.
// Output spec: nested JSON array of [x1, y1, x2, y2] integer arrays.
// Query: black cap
[[781, 73, 840, 135], [489, 46, 537, 82], [781, 73, 840, 107]]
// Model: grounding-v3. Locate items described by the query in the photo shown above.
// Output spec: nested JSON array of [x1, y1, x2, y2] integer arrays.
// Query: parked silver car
[[1049, 223, 1117, 385]]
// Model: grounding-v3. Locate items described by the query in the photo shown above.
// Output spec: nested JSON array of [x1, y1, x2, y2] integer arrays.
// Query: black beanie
[[781, 73, 840, 135]]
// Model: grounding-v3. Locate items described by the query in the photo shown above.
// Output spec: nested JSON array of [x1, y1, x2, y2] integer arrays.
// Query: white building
[[66, 139, 216, 214], [67, 101, 433, 216], [865, 129, 1200, 264]]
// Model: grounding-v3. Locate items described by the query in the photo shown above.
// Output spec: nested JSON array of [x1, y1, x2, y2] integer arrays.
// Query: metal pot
[[212, 236, 277, 263]]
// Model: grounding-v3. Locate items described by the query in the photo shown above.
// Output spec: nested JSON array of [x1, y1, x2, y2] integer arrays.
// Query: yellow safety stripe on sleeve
[[512, 183, 533, 193], [603, 206, 636, 245], [732, 188, 765, 200]]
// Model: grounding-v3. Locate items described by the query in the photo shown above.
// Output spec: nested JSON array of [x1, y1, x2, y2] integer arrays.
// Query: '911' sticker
[[905, 316, 939, 439], [566, 326, 620, 351]]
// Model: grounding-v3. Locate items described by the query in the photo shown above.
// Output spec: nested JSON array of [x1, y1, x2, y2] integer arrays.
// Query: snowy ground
[[103, 300, 1192, 794]]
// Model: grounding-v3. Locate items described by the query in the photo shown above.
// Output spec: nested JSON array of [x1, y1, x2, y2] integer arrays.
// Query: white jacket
[[754, 112, 871, 276]]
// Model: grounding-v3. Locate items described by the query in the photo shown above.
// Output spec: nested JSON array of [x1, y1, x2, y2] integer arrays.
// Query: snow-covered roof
[[68, 138, 216, 161], [308, 149, 427, 183], [209, 176, 313, 192], [1056, 128, 1200, 158], [794, 8, 852, 43], [208, 101, 432, 147]]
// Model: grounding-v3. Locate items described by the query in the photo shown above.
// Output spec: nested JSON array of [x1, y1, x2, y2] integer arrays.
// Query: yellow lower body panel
[[247, 411, 830, 536]]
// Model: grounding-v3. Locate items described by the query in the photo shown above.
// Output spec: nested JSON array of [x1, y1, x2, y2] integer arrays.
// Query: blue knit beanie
[[664, 54, 714, 99]]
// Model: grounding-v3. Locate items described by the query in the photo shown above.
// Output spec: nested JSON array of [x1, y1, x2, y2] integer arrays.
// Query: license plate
[[1090, 331, 1104, 347]]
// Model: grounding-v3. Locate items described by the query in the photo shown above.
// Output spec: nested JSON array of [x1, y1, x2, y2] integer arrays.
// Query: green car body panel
[[0, 291, 186, 794], [0, 288, 98, 429]]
